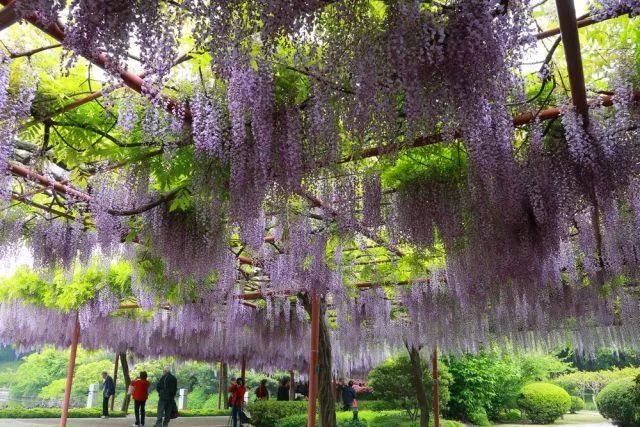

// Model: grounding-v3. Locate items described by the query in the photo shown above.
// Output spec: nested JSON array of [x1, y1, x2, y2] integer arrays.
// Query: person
[[153, 367, 178, 427], [131, 371, 151, 426], [254, 379, 269, 401], [228, 377, 246, 427], [340, 380, 356, 411], [276, 377, 290, 401], [101, 371, 115, 419]]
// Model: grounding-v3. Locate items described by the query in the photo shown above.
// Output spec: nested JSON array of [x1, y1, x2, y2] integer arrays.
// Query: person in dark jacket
[[276, 377, 290, 401], [101, 371, 115, 418], [340, 380, 356, 411], [255, 379, 269, 401], [153, 367, 178, 427]]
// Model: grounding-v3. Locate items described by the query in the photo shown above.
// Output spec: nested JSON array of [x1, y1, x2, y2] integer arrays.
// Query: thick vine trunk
[[119, 352, 132, 413], [407, 345, 430, 427], [318, 300, 336, 427], [222, 363, 229, 409], [300, 294, 336, 427]]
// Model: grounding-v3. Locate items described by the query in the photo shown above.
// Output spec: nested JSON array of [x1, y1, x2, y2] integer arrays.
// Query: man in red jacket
[[228, 378, 246, 427], [131, 371, 151, 426]]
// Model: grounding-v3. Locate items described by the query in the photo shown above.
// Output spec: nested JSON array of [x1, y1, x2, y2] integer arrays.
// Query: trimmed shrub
[[247, 400, 308, 427], [517, 382, 571, 424], [0, 407, 125, 418], [147, 408, 229, 417], [596, 378, 638, 427], [569, 396, 585, 413]]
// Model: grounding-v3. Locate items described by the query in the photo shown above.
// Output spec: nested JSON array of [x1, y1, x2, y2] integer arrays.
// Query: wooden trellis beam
[[344, 90, 640, 162], [555, 0, 589, 122], [0, 0, 16, 32]]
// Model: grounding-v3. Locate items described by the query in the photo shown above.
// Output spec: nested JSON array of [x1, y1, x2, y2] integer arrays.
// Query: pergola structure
[[0, 1, 639, 427]]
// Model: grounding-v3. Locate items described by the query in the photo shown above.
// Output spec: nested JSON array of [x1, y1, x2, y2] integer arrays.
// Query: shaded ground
[[0, 415, 231, 427], [497, 411, 612, 426]]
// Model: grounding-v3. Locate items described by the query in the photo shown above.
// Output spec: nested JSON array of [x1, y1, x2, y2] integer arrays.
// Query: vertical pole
[[60, 312, 80, 427], [217, 361, 223, 409], [433, 349, 439, 427], [110, 353, 119, 411], [241, 355, 246, 384], [555, 0, 588, 123], [289, 370, 295, 401], [307, 294, 321, 427]]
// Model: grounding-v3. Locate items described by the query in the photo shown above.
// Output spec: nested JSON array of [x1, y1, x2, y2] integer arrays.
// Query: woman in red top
[[228, 377, 246, 427], [131, 371, 150, 426]]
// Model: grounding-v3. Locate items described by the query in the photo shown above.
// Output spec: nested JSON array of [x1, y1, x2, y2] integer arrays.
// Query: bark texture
[[300, 294, 337, 427], [119, 352, 132, 413], [407, 345, 430, 427]]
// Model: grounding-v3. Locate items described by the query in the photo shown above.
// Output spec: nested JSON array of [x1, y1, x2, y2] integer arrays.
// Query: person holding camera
[[228, 377, 246, 427]]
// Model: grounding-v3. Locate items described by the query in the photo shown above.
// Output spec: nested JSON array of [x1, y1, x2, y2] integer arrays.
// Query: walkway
[[497, 411, 612, 426], [0, 416, 231, 427]]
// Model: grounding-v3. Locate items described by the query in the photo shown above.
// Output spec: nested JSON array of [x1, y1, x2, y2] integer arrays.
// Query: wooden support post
[[60, 313, 80, 427], [110, 353, 119, 411], [307, 294, 321, 427], [433, 349, 439, 427], [289, 370, 295, 401], [241, 355, 246, 384]]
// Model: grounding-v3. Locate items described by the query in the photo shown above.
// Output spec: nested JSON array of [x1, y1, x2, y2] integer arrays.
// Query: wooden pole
[[241, 355, 246, 384], [289, 370, 295, 401], [432, 349, 439, 427], [60, 313, 80, 427], [307, 294, 321, 427], [110, 353, 119, 411], [555, 0, 589, 123]]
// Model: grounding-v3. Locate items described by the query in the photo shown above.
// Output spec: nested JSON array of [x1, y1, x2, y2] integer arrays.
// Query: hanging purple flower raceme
[[191, 90, 225, 160]]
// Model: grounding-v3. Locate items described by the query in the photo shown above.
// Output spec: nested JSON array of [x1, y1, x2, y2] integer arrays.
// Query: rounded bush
[[517, 382, 571, 424], [596, 378, 638, 427], [247, 401, 308, 427], [569, 396, 584, 414]]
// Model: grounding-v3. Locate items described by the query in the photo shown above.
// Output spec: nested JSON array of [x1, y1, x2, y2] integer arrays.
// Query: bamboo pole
[[60, 313, 80, 427], [307, 294, 321, 427]]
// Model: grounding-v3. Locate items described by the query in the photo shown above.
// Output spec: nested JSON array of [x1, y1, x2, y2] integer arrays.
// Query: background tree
[[368, 351, 451, 425]]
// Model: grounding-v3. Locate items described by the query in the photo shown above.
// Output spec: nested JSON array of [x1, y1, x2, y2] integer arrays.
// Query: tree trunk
[[318, 300, 336, 427], [119, 352, 132, 413], [300, 294, 336, 427], [222, 363, 229, 409], [407, 345, 430, 427]]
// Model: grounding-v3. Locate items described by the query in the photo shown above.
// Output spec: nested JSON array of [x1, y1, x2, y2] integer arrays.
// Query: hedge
[[569, 396, 584, 414], [275, 410, 465, 427], [146, 408, 230, 417], [517, 382, 571, 424], [0, 407, 126, 418], [247, 400, 308, 427], [596, 378, 638, 427]]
